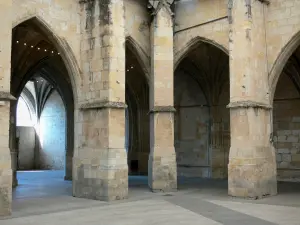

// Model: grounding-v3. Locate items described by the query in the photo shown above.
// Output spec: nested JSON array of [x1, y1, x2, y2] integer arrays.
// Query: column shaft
[[148, 4, 177, 192], [228, 0, 277, 198], [0, 0, 13, 216], [73, 0, 128, 201]]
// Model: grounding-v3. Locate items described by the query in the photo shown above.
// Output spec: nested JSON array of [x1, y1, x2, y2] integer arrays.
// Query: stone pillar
[[73, 0, 128, 201], [228, 0, 277, 198], [9, 102, 18, 187], [65, 153, 72, 180], [148, 2, 177, 192], [65, 110, 74, 181], [0, 0, 13, 216]]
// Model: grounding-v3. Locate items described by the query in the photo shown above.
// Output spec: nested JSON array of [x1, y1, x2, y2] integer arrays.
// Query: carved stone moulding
[[0, 91, 16, 101], [147, 0, 178, 16], [79, 100, 127, 110]]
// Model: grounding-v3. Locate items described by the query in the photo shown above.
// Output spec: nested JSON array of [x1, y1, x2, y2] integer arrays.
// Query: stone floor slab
[[2, 199, 222, 225], [1, 171, 300, 225], [209, 200, 300, 225]]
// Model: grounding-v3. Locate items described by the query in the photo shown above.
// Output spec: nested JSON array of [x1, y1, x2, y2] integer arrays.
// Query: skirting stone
[[148, 149, 177, 192], [228, 146, 277, 199], [72, 148, 128, 201]]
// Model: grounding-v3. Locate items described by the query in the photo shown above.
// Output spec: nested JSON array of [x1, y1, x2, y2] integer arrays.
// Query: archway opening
[[174, 41, 230, 182], [11, 18, 74, 198], [16, 77, 66, 172], [273, 45, 300, 186], [125, 40, 150, 185]]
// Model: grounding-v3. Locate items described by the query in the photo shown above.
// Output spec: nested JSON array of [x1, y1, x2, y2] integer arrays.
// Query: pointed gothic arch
[[174, 36, 229, 70], [12, 16, 80, 102], [269, 30, 300, 103]]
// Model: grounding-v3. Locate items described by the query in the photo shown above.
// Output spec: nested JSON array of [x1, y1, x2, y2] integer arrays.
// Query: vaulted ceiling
[[175, 42, 229, 105], [11, 19, 70, 98], [283, 46, 300, 95]]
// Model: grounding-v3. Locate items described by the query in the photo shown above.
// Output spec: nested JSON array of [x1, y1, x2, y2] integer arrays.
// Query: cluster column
[[73, 0, 128, 201], [228, 0, 277, 198], [148, 3, 177, 192]]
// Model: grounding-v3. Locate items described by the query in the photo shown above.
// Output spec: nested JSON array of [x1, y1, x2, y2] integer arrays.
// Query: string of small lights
[[16, 40, 136, 75], [126, 66, 134, 72], [15, 40, 61, 55]]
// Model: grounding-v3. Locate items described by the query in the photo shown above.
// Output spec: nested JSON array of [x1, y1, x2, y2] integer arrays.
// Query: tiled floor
[[1, 171, 300, 224]]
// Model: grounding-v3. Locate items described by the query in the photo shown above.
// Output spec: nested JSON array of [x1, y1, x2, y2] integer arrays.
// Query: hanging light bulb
[[37, 47, 40, 50], [16, 41, 19, 43], [31, 45, 34, 48], [24, 43, 27, 46], [44, 49, 47, 52]]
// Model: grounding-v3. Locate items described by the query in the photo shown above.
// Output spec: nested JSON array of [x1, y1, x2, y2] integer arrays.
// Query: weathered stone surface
[[227, 0, 278, 198], [148, 148, 177, 192], [2, 0, 300, 217], [228, 107, 277, 199], [148, 2, 177, 192]]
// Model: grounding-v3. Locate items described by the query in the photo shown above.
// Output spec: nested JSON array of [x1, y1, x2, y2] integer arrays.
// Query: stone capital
[[147, 0, 176, 17], [227, 100, 272, 110], [78, 0, 92, 4], [149, 106, 176, 113], [258, 0, 270, 5], [0, 91, 16, 101], [79, 101, 127, 110]]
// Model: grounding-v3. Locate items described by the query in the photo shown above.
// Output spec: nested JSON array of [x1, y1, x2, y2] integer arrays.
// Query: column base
[[72, 148, 128, 201], [148, 148, 177, 192], [64, 155, 73, 181], [0, 168, 12, 217], [228, 146, 277, 199], [12, 171, 18, 188]]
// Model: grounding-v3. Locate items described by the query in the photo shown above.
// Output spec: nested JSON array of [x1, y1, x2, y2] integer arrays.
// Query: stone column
[[0, 0, 13, 216], [65, 110, 74, 181], [9, 102, 18, 187], [227, 0, 277, 198], [73, 0, 128, 201], [148, 2, 177, 192]]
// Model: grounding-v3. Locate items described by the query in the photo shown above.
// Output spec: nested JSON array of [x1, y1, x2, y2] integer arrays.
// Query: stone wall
[[267, 1, 300, 75], [174, 39, 230, 179], [174, 0, 228, 67], [174, 70, 210, 178], [273, 72, 300, 181], [39, 90, 66, 170], [17, 126, 36, 170], [124, 0, 150, 61], [210, 83, 230, 179]]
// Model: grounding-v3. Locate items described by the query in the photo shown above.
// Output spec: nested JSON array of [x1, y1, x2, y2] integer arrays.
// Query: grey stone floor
[[1, 171, 300, 224]]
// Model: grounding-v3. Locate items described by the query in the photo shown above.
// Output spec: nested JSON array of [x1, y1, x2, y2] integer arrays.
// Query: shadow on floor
[[13, 170, 300, 199], [9, 170, 300, 218]]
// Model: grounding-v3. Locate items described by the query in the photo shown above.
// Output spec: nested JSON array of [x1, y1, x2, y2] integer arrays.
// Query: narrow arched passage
[[16, 77, 66, 172], [125, 41, 150, 176], [272, 45, 300, 183], [10, 18, 75, 198], [174, 41, 230, 179]]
